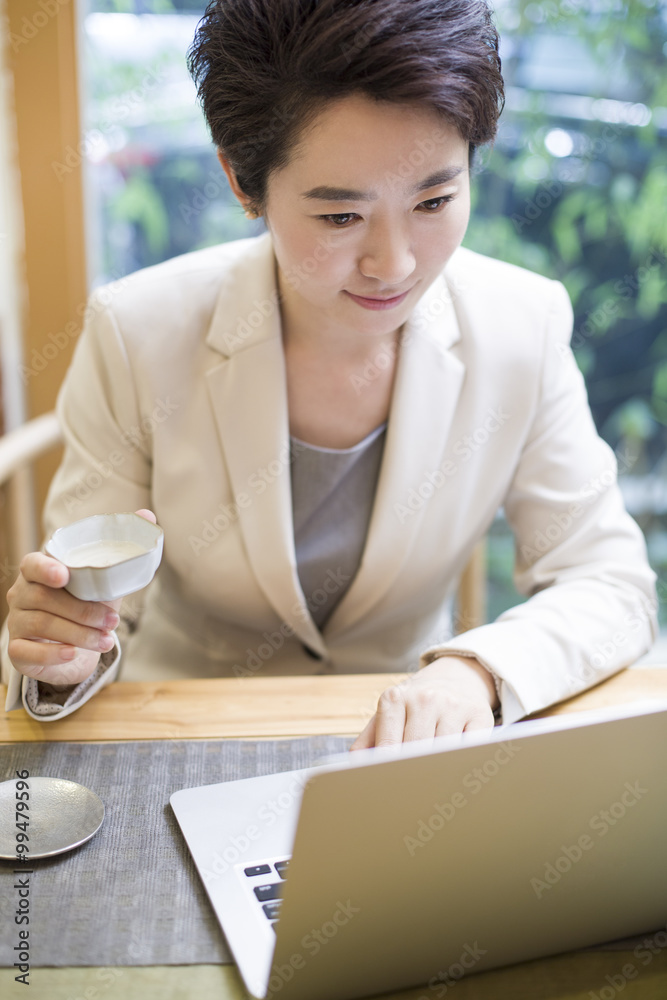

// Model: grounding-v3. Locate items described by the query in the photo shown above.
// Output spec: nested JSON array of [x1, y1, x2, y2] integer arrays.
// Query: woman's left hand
[[350, 656, 499, 749]]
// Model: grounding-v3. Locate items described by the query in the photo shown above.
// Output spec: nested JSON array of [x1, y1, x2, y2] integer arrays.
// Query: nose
[[358, 219, 416, 289]]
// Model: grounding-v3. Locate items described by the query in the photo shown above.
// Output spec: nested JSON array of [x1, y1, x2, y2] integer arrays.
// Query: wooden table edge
[[1, 666, 666, 743]]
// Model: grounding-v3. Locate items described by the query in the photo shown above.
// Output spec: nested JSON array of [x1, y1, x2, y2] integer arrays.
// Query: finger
[[7, 639, 102, 684], [11, 608, 116, 655], [19, 551, 70, 590], [402, 690, 439, 743], [373, 686, 408, 747], [15, 553, 121, 627], [434, 711, 470, 737], [350, 715, 376, 751], [12, 582, 120, 635], [463, 706, 495, 732], [11, 555, 119, 652], [8, 636, 76, 676], [135, 508, 157, 524]]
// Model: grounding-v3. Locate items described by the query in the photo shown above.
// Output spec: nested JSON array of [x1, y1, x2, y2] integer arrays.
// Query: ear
[[217, 149, 258, 218]]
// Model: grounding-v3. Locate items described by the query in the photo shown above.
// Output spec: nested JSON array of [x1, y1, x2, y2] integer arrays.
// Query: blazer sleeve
[[420, 280, 658, 723], [2, 288, 153, 718]]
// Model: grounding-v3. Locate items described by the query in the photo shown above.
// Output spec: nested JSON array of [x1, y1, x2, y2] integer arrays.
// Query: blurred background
[[0, 0, 666, 639]]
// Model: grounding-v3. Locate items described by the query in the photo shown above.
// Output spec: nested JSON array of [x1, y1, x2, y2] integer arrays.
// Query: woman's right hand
[[7, 551, 120, 685], [6, 508, 156, 686]]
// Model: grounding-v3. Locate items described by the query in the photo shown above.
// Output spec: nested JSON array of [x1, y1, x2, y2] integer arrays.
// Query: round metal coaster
[[0, 776, 105, 860]]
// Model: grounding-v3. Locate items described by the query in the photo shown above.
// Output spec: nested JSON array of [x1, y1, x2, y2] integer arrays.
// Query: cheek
[[452, 194, 471, 237], [424, 202, 470, 258], [299, 235, 354, 289], [280, 226, 343, 281]]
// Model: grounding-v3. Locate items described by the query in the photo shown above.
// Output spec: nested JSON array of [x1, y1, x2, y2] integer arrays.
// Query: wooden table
[[2, 667, 667, 1000]]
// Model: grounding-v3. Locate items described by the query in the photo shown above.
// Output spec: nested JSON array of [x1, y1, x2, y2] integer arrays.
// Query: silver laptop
[[170, 700, 667, 1000]]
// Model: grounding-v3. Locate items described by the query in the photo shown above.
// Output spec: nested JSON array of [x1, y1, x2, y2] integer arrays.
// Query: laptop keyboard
[[239, 856, 290, 929]]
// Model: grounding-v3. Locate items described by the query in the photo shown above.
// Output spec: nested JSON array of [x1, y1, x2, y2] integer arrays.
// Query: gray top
[[290, 424, 387, 628]]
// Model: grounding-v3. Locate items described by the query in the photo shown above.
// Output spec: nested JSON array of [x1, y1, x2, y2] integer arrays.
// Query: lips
[[344, 288, 413, 310], [353, 291, 407, 301]]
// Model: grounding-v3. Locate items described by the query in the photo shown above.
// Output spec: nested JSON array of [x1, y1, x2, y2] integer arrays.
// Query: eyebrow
[[300, 167, 466, 202]]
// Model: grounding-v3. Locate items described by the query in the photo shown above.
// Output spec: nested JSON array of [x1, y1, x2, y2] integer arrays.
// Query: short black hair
[[188, 0, 504, 215]]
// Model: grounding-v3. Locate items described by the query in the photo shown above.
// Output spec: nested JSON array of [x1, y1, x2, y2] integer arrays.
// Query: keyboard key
[[274, 861, 289, 878], [254, 883, 282, 902], [262, 901, 282, 920], [244, 864, 271, 877]]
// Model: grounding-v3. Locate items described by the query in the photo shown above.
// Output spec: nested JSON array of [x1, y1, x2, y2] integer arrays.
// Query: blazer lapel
[[323, 271, 465, 640], [204, 233, 326, 655], [203, 232, 465, 653]]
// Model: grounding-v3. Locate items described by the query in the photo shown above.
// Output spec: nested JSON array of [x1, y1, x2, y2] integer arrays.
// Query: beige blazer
[[2, 231, 657, 721]]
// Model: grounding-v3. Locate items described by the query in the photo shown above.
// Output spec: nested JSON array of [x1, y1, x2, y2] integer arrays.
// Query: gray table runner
[[2, 739, 663, 971], [0, 737, 351, 967]]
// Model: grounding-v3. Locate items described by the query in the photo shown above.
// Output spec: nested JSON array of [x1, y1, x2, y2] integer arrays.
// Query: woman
[[2, 0, 656, 738]]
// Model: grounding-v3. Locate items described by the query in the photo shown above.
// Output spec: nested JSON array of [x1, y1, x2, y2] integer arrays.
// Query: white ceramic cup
[[44, 512, 164, 602]]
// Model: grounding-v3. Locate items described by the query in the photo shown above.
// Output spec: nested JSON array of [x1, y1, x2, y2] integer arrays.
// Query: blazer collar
[[204, 232, 464, 649], [205, 231, 280, 358]]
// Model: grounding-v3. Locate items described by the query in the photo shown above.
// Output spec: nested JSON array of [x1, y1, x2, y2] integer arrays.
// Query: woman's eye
[[419, 195, 454, 212], [318, 196, 453, 226], [319, 213, 358, 227]]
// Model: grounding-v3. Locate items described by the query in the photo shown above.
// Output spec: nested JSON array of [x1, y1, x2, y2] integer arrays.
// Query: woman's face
[[261, 93, 471, 344]]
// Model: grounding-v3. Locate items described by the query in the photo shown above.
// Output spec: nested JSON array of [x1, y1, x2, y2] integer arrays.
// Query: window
[[80, 0, 263, 289]]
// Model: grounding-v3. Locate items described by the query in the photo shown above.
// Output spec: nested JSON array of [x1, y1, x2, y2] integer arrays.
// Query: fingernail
[[104, 612, 120, 629], [60, 646, 76, 661], [99, 634, 114, 652]]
